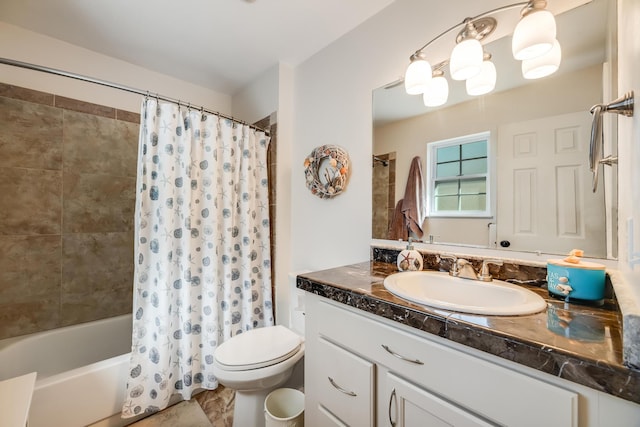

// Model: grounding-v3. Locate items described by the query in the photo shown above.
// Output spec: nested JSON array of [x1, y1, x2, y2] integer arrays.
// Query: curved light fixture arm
[[589, 91, 634, 192], [412, 2, 528, 57]]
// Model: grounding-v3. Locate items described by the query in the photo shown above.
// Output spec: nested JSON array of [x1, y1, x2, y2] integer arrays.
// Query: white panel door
[[497, 111, 606, 257]]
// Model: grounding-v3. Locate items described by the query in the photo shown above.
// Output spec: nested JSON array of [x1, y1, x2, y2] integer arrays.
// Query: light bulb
[[522, 39, 561, 79], [466, 58, 496, 96], [423, 75, 449, 107], [404, 56, 432, 95], [450, 39, 483, 81], [512, 8, 556, 60]]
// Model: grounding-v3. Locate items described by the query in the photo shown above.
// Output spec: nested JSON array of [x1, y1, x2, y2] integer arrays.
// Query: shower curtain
[[122, 99, 274, 417]]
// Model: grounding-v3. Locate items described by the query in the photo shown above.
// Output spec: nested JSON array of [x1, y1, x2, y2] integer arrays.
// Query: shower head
[[373, 156, 389, 167]]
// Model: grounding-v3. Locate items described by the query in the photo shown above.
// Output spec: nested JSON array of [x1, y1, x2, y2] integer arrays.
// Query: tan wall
[[0, 83, 139, 339]]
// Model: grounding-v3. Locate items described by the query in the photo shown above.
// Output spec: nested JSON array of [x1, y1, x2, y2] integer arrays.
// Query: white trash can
[[264, 388, 305, 427]]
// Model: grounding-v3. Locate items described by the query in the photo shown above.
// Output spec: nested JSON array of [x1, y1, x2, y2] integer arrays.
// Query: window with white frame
[[427, 131, 492, 217]]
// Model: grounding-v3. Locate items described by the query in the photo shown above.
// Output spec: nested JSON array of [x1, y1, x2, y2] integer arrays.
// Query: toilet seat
[[214, 325, 302, 371]]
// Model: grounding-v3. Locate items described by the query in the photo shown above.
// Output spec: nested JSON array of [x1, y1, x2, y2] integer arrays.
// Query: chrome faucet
[[440, 255, 504, 281]]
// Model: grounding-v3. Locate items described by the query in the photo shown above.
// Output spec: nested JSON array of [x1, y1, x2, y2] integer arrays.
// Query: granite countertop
[[296, 261, 640, 405]]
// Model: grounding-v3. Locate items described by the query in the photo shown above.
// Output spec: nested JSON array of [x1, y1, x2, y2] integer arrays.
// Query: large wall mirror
[[372, 0, 617, 259]]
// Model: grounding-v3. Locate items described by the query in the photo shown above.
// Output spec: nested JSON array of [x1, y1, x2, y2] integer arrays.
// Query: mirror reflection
[[372, 0, 617, 259]]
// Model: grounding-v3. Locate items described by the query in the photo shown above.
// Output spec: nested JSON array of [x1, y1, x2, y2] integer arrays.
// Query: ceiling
[[0, 0, 394, 95]]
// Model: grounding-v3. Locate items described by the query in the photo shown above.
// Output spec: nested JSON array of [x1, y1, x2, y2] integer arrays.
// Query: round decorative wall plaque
[[303, 145, 350, 199]]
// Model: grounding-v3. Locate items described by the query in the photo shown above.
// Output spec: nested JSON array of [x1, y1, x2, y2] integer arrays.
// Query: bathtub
[[0, 314, 133, 427]]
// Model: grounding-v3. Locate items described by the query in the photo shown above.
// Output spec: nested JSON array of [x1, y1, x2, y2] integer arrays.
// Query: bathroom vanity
[[298, 259, 640, 426]]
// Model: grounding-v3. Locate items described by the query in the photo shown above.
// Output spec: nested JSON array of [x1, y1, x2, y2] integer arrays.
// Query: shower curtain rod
[[0, 57, 269, 134]]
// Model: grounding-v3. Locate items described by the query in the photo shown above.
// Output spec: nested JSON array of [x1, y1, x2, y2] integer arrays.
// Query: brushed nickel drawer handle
[[328, 376, 357, 397], [382, 344, 424, 365]]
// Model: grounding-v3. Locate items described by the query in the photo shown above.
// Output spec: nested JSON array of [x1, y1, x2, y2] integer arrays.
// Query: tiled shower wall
[[0, 83, 139, 340], [372, 152, 395, 239], [0, 82, 279, 340]]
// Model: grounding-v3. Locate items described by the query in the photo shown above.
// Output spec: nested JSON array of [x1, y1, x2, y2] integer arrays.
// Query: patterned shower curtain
[[122, 99, 274, 417]]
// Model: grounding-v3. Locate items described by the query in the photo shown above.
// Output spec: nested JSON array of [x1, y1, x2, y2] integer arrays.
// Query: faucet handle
[[479, 259, 504, 282], [439, 254, 458, 276]]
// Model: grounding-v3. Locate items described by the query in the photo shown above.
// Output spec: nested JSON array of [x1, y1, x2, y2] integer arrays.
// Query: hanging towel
[[401, 156, 426, 238], [388, 198, 408, 240]]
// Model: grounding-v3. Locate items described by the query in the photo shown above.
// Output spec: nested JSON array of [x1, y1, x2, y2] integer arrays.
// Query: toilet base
[[232, 387, 276, 427]]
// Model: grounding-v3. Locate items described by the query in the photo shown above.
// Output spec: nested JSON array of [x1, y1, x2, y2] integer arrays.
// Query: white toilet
[[212, 325, 305, 427]]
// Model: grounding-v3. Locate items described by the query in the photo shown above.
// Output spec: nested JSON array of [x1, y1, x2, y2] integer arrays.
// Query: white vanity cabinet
[[304, 293, 640, 427]]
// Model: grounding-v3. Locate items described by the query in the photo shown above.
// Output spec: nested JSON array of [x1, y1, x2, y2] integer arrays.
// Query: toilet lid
[[215, 325, 302, 371]]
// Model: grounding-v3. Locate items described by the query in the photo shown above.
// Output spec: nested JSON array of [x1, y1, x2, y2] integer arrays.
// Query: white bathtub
[[0, 315, 133, 427]]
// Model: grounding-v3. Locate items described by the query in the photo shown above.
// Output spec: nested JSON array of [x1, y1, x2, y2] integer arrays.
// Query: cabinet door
[[314, 337, 375, 427], [317, 404, 349, 427], [384, 372, 495, 427]]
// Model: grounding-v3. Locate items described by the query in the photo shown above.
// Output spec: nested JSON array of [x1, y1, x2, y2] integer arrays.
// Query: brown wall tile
[[63, 110, 138, 176], [54, 95, 116, 119], [0, 97, 63, 170], [60, 287, 132, 327], [0, 235, 61, 300], [0, 298, 60, 340], [0, 83, 54, 106], [0, 167, 62, 235], [61, 231, 134, 294], [63, 173, 136, 233], [61, 231, 134, 326], [116, 109, 141, 124]]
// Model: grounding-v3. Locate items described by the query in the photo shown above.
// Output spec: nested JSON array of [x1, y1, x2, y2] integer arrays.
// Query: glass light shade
[[423, 76, 449, 107], [404, 57, 432, 95], [522, 39, 561, 79], [512, 9, 556, 60], [466, 59, 497, 96], [449, 39, 483, 81]]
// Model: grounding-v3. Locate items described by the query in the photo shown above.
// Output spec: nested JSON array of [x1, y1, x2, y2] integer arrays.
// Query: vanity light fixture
[[403, 1, 561, 106]]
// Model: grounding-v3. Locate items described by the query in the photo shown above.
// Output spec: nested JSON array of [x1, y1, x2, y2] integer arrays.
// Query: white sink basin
[[383, 271, 547, 316]]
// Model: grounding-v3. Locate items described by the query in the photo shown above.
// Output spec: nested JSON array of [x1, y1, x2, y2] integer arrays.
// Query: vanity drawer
[[314, 336, 375, 427], [316, 298, 578, 427]]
